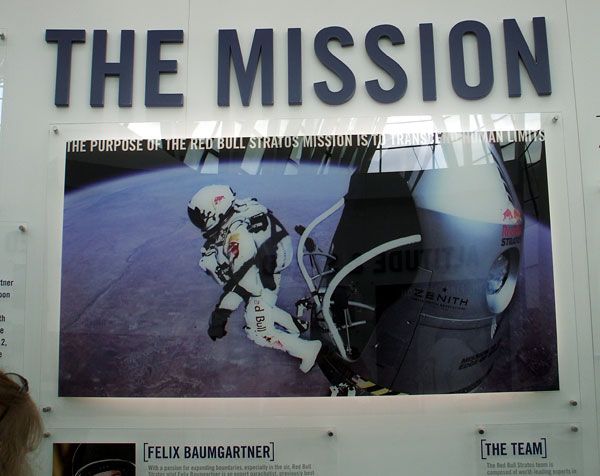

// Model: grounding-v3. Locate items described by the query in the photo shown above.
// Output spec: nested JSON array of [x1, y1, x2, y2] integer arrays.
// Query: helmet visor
[[187, 206, 215, 232]]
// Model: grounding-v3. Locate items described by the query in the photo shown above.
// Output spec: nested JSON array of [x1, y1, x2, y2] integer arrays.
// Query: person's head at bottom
[[0, 371, 43, 476]]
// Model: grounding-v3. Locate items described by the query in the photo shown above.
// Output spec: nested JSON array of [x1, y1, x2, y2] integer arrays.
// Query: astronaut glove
[[208, 308, 231, 341]]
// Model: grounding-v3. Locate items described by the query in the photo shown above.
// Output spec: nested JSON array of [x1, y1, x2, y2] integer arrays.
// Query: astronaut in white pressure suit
[[187, 185, 322, 373]]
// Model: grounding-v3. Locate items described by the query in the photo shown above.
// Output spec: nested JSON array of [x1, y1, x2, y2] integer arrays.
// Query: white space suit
[[188, 185, 321, 373]]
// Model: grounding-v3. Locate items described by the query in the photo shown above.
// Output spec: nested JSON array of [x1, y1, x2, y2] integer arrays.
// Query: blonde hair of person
[[0, 371, 43, 476]]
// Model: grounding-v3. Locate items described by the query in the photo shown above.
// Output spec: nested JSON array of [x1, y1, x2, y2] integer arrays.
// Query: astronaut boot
[[298, 339, 322, 373], [276, 332, 322, 373]]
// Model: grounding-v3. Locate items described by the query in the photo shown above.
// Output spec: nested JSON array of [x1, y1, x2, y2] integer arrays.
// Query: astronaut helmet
[[188, 185, 236, 233]]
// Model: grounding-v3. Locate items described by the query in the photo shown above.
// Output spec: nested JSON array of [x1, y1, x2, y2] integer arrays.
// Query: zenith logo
[[413, 287, 469, 309]]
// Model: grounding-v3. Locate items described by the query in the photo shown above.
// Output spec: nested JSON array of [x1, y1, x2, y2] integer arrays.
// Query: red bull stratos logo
[[501, 208, 523, 246]]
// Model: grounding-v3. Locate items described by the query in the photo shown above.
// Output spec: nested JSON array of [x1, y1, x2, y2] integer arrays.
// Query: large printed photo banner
[[58, 130, 557, 397]]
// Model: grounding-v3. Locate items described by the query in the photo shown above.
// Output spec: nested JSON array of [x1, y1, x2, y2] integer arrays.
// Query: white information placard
[[50, 428, 338, 476], [476, 424, 583, 476], [0, 221, 27, 371]]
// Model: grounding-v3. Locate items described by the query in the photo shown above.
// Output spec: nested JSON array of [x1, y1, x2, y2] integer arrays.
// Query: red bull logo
[[502, 207, 523, 223], [214, 195, 225, 205], [227, 239, 240, 259], [501, 208, 523, 246]]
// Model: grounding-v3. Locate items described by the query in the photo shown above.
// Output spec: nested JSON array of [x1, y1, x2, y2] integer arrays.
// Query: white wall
[[0, 0, 597, 474], [566, 0, 600, 457]]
